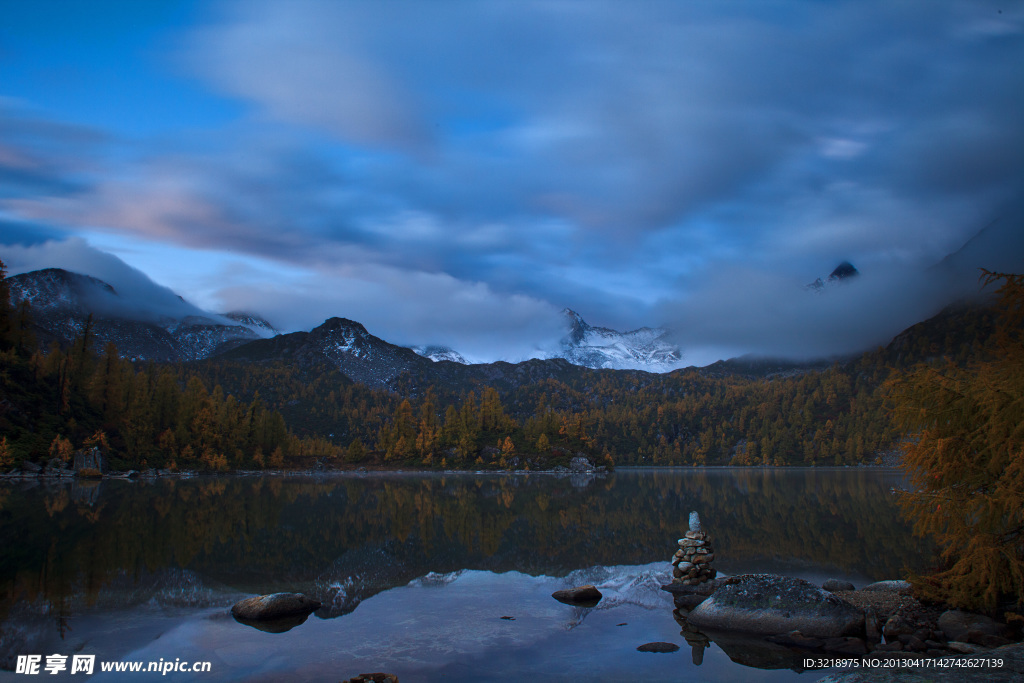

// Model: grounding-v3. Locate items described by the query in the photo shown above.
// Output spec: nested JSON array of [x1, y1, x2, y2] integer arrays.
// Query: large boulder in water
[[687, 574, 864, 638], [231, 593, 321, 621]]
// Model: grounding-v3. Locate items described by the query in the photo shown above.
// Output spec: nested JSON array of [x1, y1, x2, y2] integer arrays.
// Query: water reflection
[[0, 468, 932, 669]]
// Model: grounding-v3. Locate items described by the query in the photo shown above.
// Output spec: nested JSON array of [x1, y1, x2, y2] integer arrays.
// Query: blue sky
[[1, 0, 1022, 364]]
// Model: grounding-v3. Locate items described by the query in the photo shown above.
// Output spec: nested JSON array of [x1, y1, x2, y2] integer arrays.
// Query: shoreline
[[0, 463, 908, 481]]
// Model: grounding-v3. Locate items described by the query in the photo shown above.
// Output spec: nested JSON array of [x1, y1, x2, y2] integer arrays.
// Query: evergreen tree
[[888, 272, 1024, 611]]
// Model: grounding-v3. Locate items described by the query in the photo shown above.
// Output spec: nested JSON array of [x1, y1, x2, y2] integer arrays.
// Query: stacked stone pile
[[671, 511, 717, 586]]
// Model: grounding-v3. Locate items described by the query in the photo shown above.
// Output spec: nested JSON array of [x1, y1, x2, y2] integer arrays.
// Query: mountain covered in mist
[[7, 268, 276, 362], [410, 309, 685, 372], [806, 261, 860, 292], [9, 267, 689, 378]]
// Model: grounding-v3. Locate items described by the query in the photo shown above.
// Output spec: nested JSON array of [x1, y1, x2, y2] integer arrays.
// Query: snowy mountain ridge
[[549, 308, 684, 371]]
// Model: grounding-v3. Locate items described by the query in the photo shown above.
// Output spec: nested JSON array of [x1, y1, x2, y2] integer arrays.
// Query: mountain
[[217, 317, 438, 388], [223, 311, 278, 338], [806, 260, 860, 292], [410, 345, 468, 364], [6, 268, 274, 361], [550, 308, 683, 371]]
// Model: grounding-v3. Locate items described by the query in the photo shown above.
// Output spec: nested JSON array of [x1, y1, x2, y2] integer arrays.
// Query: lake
[[0, 468, 933, 681]]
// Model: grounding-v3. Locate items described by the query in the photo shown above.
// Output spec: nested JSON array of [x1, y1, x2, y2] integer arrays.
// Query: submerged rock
[[637, 642, 680, 653], [551, 585, 602, 605], [231, 592, 321, 621], [342, 674, 399, 683], [686, 574, 863, 638]]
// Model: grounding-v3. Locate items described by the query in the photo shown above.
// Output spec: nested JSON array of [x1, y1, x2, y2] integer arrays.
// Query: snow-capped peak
[[410, 345, 469, 364], [549, 309, 684, 371]]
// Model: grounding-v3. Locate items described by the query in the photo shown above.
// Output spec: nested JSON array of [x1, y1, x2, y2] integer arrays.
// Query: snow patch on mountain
[[223, 311, 279, 338], [410, 345, 469, 364], [547, 309, 684, 371]]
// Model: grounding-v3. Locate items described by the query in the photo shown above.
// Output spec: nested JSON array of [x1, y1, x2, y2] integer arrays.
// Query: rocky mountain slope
[[550, 308, 683, 371], [216, 317, 439, 389]]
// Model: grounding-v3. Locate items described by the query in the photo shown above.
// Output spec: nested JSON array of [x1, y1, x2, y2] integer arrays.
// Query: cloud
[[0, 237, 207, 321], [659, 201, 1024, 362], [1, 1, 1022, 363]]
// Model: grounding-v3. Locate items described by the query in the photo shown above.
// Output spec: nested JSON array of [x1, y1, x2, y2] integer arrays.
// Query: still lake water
[[0, 468, 932, 682]]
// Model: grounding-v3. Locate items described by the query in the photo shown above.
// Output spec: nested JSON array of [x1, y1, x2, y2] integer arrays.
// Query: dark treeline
[[0, 258, 997, 471]]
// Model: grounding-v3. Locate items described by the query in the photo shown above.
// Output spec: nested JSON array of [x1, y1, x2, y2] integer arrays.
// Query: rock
[[686, 574, 864, 638], [766, 630, 824, 649], [688, 511, 701, 532], [819, 643, 1024, 682], [937, 609, 1008, 642], [44, 457, 68, 474], [661, 578, 720, 608], [231, 593, 322, 621], [822, 579, 855, 592], [883, 614, 916, 640], [903, 635, 926, 652], [72, 447, 106, 474], [342, 674, 399, 683], [972, 633, 1011, 648], [823, 637, 868, 656], [864, 607, 881, 645], [637, 642, 680, 653], [21, 461, 41, 474], [946, 640, 983, 654], [873, 641, 903, 652], [551, 585, 602, 605], [860, 580, 912, 594]]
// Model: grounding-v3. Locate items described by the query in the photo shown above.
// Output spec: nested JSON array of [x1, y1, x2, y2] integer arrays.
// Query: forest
[[0, 258, 1000, 473]]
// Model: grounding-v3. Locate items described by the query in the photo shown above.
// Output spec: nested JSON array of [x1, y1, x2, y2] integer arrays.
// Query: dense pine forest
[[0, 258, 998, 473]]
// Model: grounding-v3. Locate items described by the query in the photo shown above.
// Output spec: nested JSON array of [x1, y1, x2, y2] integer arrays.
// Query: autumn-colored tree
[[0, 436, 13, 470], [49, 435, 73, 463], [888, 271, 1024, 611], [346, 438, 367, 463]]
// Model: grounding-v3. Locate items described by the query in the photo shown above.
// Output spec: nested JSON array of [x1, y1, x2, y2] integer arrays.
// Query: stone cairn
[[671, 511, 716, 586]]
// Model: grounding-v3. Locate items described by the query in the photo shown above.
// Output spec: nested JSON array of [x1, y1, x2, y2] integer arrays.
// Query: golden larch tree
[[888, 271, 1024, 611]]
